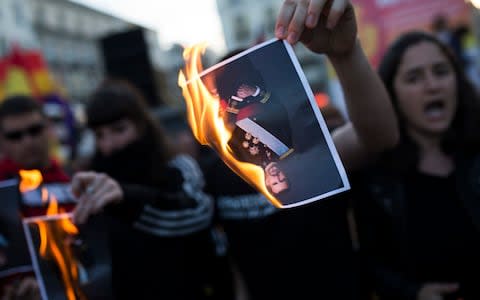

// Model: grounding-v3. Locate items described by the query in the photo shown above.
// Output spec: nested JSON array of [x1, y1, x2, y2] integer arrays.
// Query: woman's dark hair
[[377, 31, 480, 171], [87, 79, 174, 164]]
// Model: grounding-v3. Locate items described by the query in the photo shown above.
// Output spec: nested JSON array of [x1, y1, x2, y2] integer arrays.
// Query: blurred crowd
[[1, 0, 480, 300]]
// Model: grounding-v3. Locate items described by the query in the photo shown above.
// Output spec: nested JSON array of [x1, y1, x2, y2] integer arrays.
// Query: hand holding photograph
[[179, 39, 350, 208]]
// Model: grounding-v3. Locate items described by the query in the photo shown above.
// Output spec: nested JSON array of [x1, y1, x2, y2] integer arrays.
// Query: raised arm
[[275, 0, 399, 171]]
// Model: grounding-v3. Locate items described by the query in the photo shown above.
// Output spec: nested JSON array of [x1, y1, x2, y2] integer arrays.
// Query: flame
[[178, 44, 282, 207], [37, 194, 82, 300], [19, 171, 85, 300], [19, 169, 43, 193]]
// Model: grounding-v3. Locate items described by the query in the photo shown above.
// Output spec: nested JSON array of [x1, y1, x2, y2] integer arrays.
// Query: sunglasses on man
[[2, 123, 46, 142]]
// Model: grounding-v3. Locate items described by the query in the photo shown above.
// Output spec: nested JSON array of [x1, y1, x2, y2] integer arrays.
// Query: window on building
[[13, 2, 25, 26], [0, 38, 6, 56], [65, 11, 75, 33], [46, 5, 57, 28], [56, 8, 65, 31], [234, 15, 250, 42], [35, 4, 46, 25]]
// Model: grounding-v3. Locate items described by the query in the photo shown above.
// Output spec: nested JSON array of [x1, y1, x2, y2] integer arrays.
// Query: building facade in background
[[0, 0, 38, 54], [28, 0, 136, 102], [0, 0, 164, 103]]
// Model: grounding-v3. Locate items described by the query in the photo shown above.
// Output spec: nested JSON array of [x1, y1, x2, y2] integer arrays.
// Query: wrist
[[328, 39, 370, 79], [328, 38, 362, 66]]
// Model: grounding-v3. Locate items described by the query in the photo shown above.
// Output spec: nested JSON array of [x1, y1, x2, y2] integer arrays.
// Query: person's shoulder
[[43, 158, 70, 183], [168, 154, 201, 171], [0, 157, 19, 181], [196, 147, 221, 171], [167, 154, 205, 186]]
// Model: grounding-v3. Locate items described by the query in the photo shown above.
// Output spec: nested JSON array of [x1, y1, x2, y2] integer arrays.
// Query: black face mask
[[92, 133, 156, 184]]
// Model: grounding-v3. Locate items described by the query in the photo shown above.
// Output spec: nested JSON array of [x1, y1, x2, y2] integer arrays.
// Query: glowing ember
[[19, 170, 85, 300], [178, 44, 282, 207]]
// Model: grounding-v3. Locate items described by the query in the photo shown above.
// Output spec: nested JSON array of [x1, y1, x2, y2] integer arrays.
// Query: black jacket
[[353, 154, 480, 300], [91, 135, 217, 300], [201, 148, 361, 300]]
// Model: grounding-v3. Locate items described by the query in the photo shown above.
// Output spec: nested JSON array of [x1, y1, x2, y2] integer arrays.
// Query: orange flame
[[178, 44, 282, 207], [19, 169, 43, 193], [19, 171, 84, 300]]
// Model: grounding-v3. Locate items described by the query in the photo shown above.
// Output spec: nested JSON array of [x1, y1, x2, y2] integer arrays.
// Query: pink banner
[[353, 0, 471, 66]]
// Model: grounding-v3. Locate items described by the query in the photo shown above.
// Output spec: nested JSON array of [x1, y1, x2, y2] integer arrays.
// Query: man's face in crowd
[[0, 112, 50, 169], [264, 162, 289, 195]]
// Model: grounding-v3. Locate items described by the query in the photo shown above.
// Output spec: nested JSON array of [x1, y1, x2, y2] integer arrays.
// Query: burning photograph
[[23, 212, 86, 300], [19, 170, 112, 300], [179, 39, 350, 208]]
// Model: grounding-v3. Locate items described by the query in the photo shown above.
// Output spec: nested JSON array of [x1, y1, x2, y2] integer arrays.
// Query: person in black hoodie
[[70, 79, 232, 300]]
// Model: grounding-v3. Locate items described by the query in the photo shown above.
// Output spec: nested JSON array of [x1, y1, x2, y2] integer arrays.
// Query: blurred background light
[[469, 0, 480, 9]]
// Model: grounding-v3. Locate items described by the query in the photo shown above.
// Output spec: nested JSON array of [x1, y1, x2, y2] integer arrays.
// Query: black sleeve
[[121, 166, 197, 210], [106, 155, 213, 235]]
